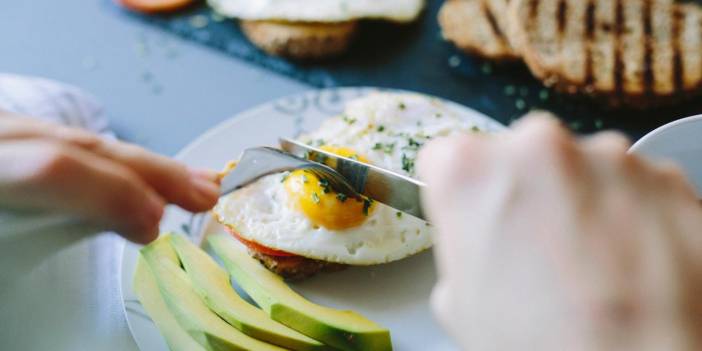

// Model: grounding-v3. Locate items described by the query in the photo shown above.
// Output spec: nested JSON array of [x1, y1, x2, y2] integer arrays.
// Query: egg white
[[208, 0, 424, 23], [300, 91, 483, 178], [214, 92, 484, 265], [214, 173, 431, 265]]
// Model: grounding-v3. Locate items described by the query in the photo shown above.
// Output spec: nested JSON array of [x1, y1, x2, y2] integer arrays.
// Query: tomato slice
[[225, 227, 297, 257], [118, 0, 194, 14]]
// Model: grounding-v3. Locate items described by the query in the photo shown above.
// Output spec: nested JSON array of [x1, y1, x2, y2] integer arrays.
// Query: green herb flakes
[[594, 119, 604, 129], [318, 179, 330, 193], [342, 115, 357, 125], [336, 193, 348, 202], [311, 192, 320, 204], [539, 89, 550, 101], [396, 211, 403, 218], [377, 125, 385, 132], [402, 153, 415, 174]]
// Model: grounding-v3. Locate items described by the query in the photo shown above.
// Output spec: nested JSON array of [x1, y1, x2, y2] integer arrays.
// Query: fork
[[219, 147, 362, 198]]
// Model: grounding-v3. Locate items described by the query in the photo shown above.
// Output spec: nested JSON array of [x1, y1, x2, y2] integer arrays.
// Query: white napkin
[[0, 73, 114, 137]]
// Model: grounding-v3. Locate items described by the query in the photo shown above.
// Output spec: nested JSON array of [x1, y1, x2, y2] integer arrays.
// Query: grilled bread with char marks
[[508, 0, 702, 107], [439, 0, 520, 61]]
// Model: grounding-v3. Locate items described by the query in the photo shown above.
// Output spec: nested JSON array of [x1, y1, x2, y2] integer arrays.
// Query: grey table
[[0, 1, 308, 349]]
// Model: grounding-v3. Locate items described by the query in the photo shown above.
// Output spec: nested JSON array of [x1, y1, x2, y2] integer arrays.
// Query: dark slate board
[[107, 0, 702, 138]]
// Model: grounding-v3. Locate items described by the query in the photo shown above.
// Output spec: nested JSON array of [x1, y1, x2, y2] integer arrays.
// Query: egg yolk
[[314, 145, 370, 167], [284, 169, 375, 230]]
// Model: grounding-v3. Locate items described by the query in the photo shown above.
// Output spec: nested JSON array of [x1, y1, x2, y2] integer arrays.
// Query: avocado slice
[[208, 234, 393, 351], [140, 234, 286, 351], [133, 256, 206, 351], [168, 234, 332, 351]]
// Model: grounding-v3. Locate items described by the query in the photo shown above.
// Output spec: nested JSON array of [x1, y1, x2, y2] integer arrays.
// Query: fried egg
[[214, 92, 483, 265], [208, 0, 425, 23]]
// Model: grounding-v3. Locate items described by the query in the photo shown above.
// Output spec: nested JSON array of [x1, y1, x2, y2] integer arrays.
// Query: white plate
[[630, 114, 702, 197], [120, 87, 506, 351]]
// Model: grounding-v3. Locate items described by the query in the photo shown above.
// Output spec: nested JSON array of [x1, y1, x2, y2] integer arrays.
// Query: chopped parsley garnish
[[315, 139, 326, 146], [280, 172, 289, 183], [301, 174, 309, 183], [435, 113, 443, 118], [362, 198, 373, 216], [336, 192, 348, 202], [402, 138, 423, 151], [311, 192, 320, 204], [401, 153, 415, 174], [398, 102, 406, 110], [318, 178, 330, 193], [471, 126, 481, 132], [396, 211, 403, 218], [342, 115, 357, 125], [349, 154, 359, 161], [372, 142, 396, 154], [377, 125, 385, 132]]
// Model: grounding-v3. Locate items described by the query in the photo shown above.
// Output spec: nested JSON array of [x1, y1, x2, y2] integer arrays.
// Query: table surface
[[0, 1, 308, 350]]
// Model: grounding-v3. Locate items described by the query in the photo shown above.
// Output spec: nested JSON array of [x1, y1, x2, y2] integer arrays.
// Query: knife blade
[[280, 137, 427, 220]]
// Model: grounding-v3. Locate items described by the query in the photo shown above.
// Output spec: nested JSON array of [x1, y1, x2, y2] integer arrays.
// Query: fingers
[[0, 114, 219, 213], [0, 140, 164, 243], [89, 139, 220, 213]]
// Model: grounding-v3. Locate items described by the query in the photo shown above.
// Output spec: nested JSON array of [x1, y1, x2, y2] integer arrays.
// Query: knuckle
[[62, 129, 103, 150], [516, 120, 576, 166], [595, 132, 631, 154], [27, 143, 78, 185]]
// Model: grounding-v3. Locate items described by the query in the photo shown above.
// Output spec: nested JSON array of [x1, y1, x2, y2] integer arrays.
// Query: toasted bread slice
[[240, 20, 358, 60], [250, 250, 347, 281], [439, 0, 519, 61], [509, 0, 702, 107]]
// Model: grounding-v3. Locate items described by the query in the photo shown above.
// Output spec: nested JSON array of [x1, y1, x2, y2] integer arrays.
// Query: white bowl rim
[[630, 114, 702, 152]]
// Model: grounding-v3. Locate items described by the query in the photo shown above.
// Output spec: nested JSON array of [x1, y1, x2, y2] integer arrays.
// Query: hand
[[418, 113, 702, 351], [0, 111, 219, 244]]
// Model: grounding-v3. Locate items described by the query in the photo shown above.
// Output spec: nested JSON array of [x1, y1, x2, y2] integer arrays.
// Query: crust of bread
[[439, 0, 519, 61], [509, 0, 702, 108], [250, 249, 347, 281], [240, 20, 359, 60]]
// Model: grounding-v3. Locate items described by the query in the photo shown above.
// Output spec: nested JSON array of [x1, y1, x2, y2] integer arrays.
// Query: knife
[[279, 137, 427, 220]]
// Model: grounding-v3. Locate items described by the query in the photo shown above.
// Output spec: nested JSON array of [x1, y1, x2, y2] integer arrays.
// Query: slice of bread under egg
[[208, 0, 425, 60]]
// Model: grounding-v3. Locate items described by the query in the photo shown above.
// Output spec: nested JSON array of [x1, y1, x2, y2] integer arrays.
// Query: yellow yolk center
[[315, 145, 370, 167], [284, 170, 375, 230], [284, 146, 375, 230]]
